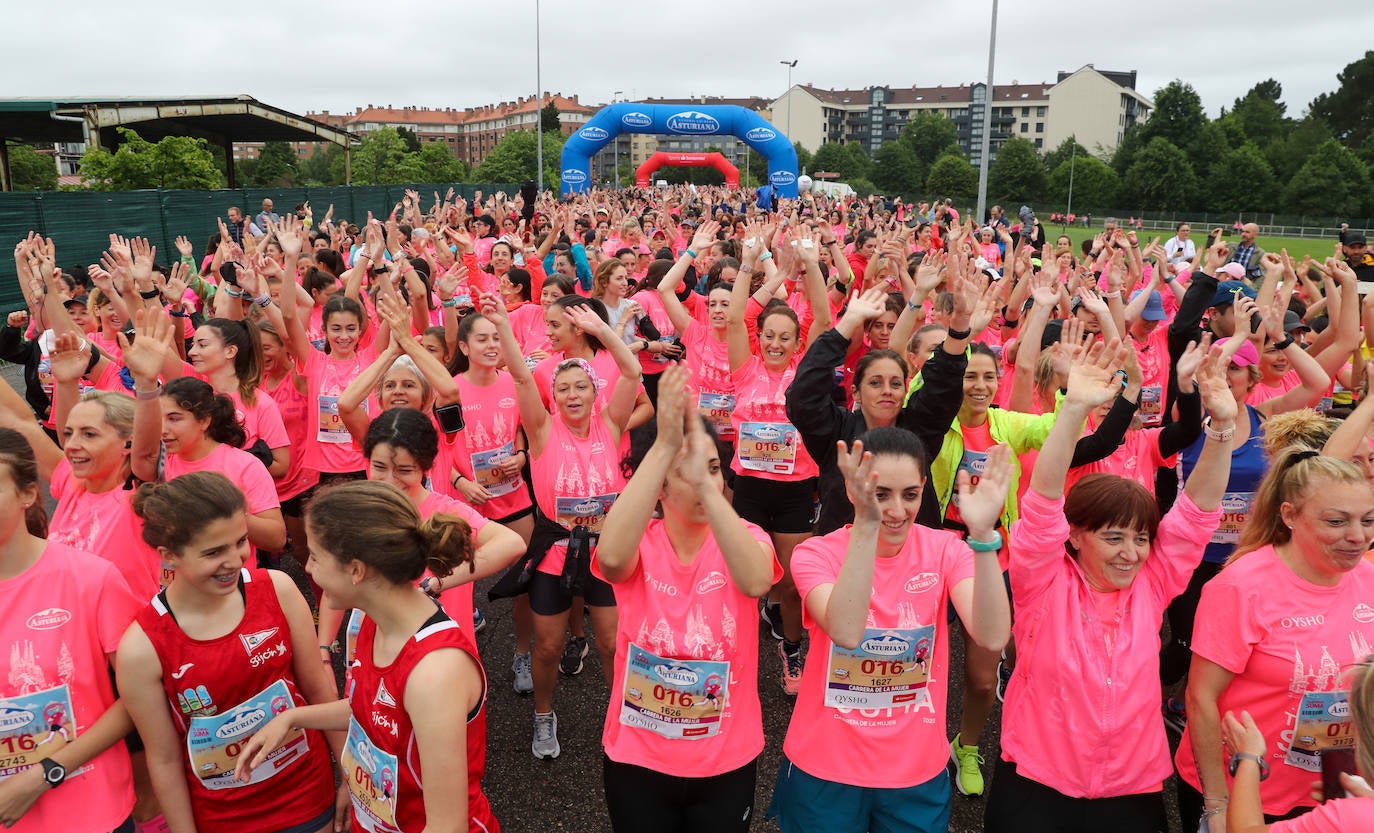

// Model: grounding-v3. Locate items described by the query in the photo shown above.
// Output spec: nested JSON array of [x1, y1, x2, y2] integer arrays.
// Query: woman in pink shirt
[[1220, 661, 1374, 832], [596, 368, 780, 832], [0, 430, 144, 833], [769, 426, 1012, 833], [184, 318, 289, 478], [983, 341, 1235, 833], [1177, 447, 1374, 831]]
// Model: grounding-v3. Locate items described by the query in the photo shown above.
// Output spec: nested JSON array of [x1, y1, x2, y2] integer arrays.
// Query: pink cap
[[1227, 337, 1260, 367], [1217, 262, 1246, 279]]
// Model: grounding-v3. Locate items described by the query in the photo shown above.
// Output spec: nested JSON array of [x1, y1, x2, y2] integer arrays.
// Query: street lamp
[[974, 0, 998, 222], [535, 0, 543, 192], [612, 90, 623, 188], [779, 59, 798, 142], [1065, 135, 1077, 225]]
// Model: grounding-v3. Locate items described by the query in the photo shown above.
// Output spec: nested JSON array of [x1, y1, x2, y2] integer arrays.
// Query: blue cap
[[1131, 289, 1167, 321], [1211, 280, 1256, 308]]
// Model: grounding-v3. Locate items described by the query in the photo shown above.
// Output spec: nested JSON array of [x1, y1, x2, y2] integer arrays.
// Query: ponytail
[[307, 481, 472, 585]]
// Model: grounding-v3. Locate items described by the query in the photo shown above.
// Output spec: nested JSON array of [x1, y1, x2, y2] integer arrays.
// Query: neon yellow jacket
[[931, 407, 1062, 529]]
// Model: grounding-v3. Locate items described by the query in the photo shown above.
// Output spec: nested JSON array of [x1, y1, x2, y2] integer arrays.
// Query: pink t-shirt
[[1247, 370, 1301, 407], [1, 543, 141, 833], [263, 373, 320, 501], [302, 347, 375, 474], [164, 443, 281, 516], [508, 303, 549, 356], [785, 523, 976, 787], [596, 519, 781, 777], [1176, 547, 1374, 815], [729, 355, 818, 481], [1270, 798, 1374, 832], [47, 458, 165, 598], [416, 491, 489, 647], [1064, 426, 1172, 495], [631, 290, 677, 377], [449, 372, 531, 521], [529, 413, 625, 578], [680, 320, 735, 440], [1131, 325, 1170, 427]]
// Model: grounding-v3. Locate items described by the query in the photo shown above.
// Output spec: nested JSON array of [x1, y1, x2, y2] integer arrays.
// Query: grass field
[[1048, 225, 1343, 263]]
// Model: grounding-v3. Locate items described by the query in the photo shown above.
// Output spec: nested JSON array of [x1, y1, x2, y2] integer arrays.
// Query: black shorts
[[984, 759, 1167, 833], [604, 754, 756, 833], [732, 474, 817, 534], [279, 485, 317, 518], [316, 470, 367, 488], [528, 569, 616, 616], [492, 505, 534, 525]]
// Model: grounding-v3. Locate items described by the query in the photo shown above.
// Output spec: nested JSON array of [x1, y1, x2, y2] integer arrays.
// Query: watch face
[[44, 762, 65, 783]]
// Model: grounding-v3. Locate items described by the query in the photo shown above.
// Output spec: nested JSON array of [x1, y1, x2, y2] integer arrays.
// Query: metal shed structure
[[0, 95, 357, 190]]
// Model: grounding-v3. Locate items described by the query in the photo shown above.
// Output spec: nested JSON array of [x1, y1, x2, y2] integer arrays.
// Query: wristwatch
[[1228, 751, 1270, 781], [39, 757, 66, 788]]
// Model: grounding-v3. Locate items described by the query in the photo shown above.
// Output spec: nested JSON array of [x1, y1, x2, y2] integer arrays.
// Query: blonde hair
[[1230, 448, 1369, 563], [1260, 411, 1337, 460]]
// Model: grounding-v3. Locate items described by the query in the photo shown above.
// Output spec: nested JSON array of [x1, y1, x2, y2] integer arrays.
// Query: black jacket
[[786, 328, 967, 534]]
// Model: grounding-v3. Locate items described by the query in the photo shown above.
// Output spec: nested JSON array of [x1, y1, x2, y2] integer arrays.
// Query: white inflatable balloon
[[797, 175, 813, 194]]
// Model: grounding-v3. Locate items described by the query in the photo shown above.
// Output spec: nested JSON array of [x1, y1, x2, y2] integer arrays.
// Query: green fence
[[0, 182, 518, 310]]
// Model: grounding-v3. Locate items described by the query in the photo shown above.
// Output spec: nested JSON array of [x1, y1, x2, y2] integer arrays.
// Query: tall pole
[[974, 0, 998, 222], [1065, 136, 1077, 222], [535, 0, 543, 192], [613, 90, 623, 188], [780, 59, 797, 142]]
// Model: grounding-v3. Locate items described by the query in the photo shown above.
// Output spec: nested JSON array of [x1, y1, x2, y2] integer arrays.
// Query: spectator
[[1339, 225, 1374, 289], [1164, 222, 1197, 266], [254, 198, 280, 232], [1228, 223, 1265, 280]]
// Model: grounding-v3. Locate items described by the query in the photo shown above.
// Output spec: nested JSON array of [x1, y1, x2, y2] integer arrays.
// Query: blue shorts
[[766, 756, 952, 833]]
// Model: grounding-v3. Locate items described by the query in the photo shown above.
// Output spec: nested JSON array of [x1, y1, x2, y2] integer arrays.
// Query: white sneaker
[[512, 652, 534, 696], [532, 711, 560, 759]]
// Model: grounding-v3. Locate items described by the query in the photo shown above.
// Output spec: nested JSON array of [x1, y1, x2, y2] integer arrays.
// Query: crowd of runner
[[1, 183, 1373, 833]]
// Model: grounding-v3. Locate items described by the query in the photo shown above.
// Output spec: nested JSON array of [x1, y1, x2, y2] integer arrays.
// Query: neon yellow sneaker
[[950, 732, 985, 796]]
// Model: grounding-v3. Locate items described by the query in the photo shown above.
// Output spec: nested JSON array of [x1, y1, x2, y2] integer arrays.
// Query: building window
[[1036, 106, 1046, 117], [1021, 106, 1029, 117], [1035, 138, 1043, 148], [1020, 123, 1028, 133], [1035, 122, 1043, 133]]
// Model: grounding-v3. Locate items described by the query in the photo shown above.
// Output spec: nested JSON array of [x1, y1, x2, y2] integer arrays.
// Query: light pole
[[779, 59, 797, 142], [1065, 135, 1077, 225], [974, 0, 998, 222], [535, 0, 543, 192], [612, 90, 623, 188]]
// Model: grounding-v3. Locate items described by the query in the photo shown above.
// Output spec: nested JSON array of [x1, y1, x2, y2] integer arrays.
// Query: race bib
[[1139, 385, 1163, 427], [342, 717, 400, 833], [317, 395, 350, 444], [1285, 690, 1353, 772], [825, 626, 936, 710], [949, 449, 990, 510], [698, 392, 736, 440], [738, 421, 799, 474], [1317, 396, 1333, 413], [187, 680, 307, 789], [555, 493, 618, 534], [619, 644, 729, 740], [0, 685, 78, 781], [471, 442, 520, 497], [1212, 492, 1254, 544]]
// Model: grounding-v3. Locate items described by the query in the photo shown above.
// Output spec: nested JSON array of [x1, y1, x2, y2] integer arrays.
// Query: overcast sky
[[4, 2, 1369, 123]]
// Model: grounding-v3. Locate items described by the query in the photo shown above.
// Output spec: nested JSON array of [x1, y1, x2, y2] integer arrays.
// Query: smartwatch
[[40, 757, 66, 788]]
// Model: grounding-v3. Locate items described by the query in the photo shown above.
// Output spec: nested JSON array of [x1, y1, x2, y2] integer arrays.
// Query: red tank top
[[136, 568, 333, 832], [343, 609, 498, 833]]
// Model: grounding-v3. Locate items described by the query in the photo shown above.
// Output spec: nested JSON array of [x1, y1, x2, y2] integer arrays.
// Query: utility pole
[[535, 0, 543, 192], [613, 90, 623, 187], [974, 0, 998, 222]]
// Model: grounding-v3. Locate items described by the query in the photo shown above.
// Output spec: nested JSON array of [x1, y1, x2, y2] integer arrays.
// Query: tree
[[988, 136, 1046, 206], [1137, 81, 1206, 153], [249, 141, 300, 187], [870, 141, 924, 197], [474, 129, 564, 189], [1205, 143, 1279, 213], [6, 143, 58, 190], [78, 127, 223, 190], [300, 143, 345, 186], [1188, 121, 1235, 183], [925, 151, 978, 203], [1042, 136, 1089, 177], [1309, 50, 1374, 148], [1264, 116, 1332, 184], [842, 141, 872, 181], [1281, 139, 1371, 217], [900, 111, 961, 169], [414, 141, 469, 183], [1226, 79, 1290, 148], [540, 101, 561, 134], [1120, 137, 1198, 210], [395, 126, 422, 154], [1110, 124, 1147, 176], [350, 128, 424, 185], [1046, 156, 1118, 213], [810, 141, 852, 178], [793, 141, 813, 175]]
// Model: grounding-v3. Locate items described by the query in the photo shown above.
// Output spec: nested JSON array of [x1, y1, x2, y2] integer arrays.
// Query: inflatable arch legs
[[560, 103, 798, 197], [635, 152, 740, 188]]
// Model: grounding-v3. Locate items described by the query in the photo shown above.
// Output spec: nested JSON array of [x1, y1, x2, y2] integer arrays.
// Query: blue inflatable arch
[[560, 103, 799, 198]]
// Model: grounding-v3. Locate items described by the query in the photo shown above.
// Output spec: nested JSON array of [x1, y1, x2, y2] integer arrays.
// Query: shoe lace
[[958, 745, 985, 769], [783, 651, 803, 677], [534, 715, 554, 741]]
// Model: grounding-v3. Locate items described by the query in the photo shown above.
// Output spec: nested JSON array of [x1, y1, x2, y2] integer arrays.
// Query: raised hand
[[653, 365, 690, 451], [841, 287, 891, 330], [954, 443, 1013, 538], [1063, 338, 1130, 410], [1174, 335, 1211, 391], [838, 439, 881, 523], [1195, 342, 1238, 425], [49, 331, 91, 384], [116, 306, 175, 385], [174, 235, 194, 258]]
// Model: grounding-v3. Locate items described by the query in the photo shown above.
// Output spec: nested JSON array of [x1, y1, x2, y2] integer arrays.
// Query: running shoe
[[1163, 697, 1187, 736], [760, 599, 784, 641], [473, 608, 487, 634], [950, 733, 985, 796], [995, 651, 1013, 703], [512, 652, 534, 696], [778, 642, 803, 695], [560, 635, 588, 677], [532, 711, 560, 759]]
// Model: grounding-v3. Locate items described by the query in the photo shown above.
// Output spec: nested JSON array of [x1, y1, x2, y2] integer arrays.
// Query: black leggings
[[603, 755, 756, 833], [1160, 561, 1224, 686], [983, 759, 1167, 833]]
